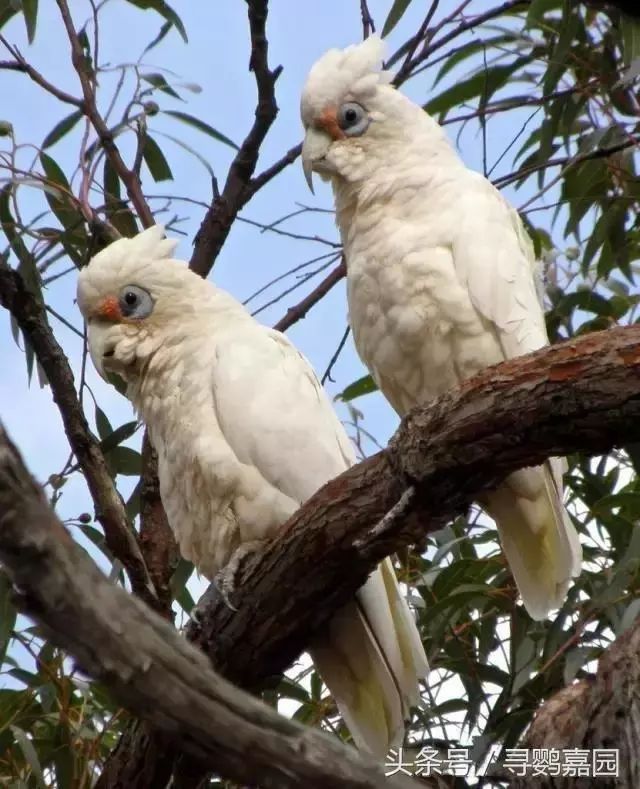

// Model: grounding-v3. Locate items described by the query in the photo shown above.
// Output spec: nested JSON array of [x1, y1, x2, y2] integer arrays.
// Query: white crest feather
[[89, 224, 178, 271], [301, 35, 391, 124]]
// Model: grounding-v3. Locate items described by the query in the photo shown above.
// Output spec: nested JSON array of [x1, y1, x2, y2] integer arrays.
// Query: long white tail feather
[[483, 462, 582, 621], [378, 558, 430, 705], [309, 562, 428, 758]]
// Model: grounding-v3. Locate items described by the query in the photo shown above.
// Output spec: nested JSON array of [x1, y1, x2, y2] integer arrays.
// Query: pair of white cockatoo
[[77, 36, 581, 759]]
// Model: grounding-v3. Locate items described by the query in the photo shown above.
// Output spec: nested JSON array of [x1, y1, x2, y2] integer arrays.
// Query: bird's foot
[[214, 540, 266, 611]]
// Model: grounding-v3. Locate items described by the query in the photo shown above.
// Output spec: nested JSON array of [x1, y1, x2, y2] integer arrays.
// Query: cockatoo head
[[77, 225, 205, 385], [301, 36, 445, 193]]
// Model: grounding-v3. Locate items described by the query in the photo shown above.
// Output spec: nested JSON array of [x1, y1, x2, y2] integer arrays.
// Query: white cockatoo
[[300, 37, 582, 621], [76, 225, 429, 757]]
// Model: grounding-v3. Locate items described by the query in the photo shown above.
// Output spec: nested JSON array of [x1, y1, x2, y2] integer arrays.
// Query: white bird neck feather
[[327, 93, 465, 248]]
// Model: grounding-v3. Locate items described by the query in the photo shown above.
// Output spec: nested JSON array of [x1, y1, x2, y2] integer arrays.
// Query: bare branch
[[493, 134, 640, 190], [359, 0, 376, 38], [273, 259, 346, 332], [247, 142, 302, 196], [321, 325, 351, 384], [390, 0, 528, 86], [0, 259, 158, 608], [54, 0, 154, 227], [189, 0, 284, 277], [0, 50, 83, 107]]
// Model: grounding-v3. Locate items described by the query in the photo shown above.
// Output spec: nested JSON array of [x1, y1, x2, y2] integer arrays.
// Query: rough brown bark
[[10, 324, 640, 787], [0, 425, 410, 789], [191, 325, 640, 687], [102, 324, 640, 787], [514, 622, 640, 787], [139, 435, 179, 619], [0, 254, 156, 607]]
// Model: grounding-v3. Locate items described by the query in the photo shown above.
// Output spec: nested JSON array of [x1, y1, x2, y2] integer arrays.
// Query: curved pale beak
[[86, 319, 113, 381], [301, 127, 331, 193]]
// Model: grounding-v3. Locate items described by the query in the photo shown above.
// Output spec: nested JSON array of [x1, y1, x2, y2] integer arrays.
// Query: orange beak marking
[[316, 107, 345, 141], [96, 296, 122, 322]]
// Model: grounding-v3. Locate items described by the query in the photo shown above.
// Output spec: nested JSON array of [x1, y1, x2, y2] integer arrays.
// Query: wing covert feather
[[212, 326, 355, 504], [453, 173, 548, 361]]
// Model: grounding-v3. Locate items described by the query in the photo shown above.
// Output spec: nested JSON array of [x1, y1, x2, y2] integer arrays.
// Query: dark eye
[[337, 102, 369, 137], [118, 284, 153, 319]]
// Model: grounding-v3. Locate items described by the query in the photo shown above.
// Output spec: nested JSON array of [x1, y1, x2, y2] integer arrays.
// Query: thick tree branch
[[0, 425, 408, 789], [189, 0, 284, 277], [190, 325, 640, 688], [139, 436, 178, 619], [0, 259, 157, 608], [513, 614, 640, 787]]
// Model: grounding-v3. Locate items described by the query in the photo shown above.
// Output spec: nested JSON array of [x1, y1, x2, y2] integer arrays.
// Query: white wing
[[211, 320, 428, 756], [451, 172, 581, 618], [453, 172, 549, 361], [212, 324, 354, 503]]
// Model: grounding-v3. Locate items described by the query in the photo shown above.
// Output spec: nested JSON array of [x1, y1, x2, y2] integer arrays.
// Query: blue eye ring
[[337, 102, 369, 137], [118, 284, 154, 319]]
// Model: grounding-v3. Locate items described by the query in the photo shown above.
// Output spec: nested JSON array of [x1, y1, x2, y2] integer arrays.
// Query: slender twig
[[0, 45, 83, 107], [321, 326, 351, 385], [247, 143, 302, 197], [493, 135, 640, 190], [54, 0, 154, 227], [393, 0, 441, 85], [359, 0, 375, 38], [391, 0, 528, 86], [252, 258, 337, 317], [243, 251, 338, 307], [45, 305, 85, 338], [238, 215, 340, 247], [273, 259, 346, 332]]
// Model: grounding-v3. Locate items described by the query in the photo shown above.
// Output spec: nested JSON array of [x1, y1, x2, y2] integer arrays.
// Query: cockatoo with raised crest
[[76, 225, 429, 758], [300, 36, 582, 621]]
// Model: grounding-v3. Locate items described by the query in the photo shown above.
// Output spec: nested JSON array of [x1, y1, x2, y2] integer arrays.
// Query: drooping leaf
[[22, 0, 38, 43], [108, 446, 142, 477], [142, 71, 182, 100], [99, 421, 140, 454], [10, 726, 45, 787], [125, 0, 187, 43], [336, 374, 377, 402], [170, 558, 194, 612], [142, 135, 173, 182], [143, 19, 172, 54], [381, 0, 412, 37], [0, 571, 16, 667], [103, 159, 139, 238], [425, 58, 532, 120], [42, 110, 83, 149], [163, 110, 238, 149], [94, 405, 113, 440]]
